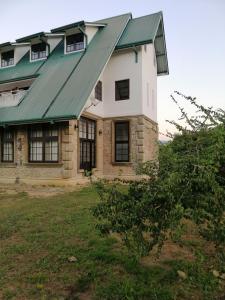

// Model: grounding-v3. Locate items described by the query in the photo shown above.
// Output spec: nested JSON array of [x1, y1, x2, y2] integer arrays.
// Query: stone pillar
[[62, 120, 78, 179]]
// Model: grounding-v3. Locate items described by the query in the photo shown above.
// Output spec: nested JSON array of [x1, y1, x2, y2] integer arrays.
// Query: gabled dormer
[[16, 32, 64, 62], [0, 42, 30, 69], [51, 21, 106, 54]]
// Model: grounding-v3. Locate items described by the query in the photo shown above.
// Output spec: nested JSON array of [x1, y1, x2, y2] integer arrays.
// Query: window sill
[[0, 162, 17, 168], [78, 168, 97, 173], [112, 162, 132, 166], [24, 162, 63, 167]]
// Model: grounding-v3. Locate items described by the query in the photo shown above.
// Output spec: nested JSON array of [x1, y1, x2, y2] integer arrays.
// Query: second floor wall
[[86, 43, 157, 122]]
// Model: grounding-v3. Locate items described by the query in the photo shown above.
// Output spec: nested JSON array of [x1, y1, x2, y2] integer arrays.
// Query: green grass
[[0, 186, 223, 300]]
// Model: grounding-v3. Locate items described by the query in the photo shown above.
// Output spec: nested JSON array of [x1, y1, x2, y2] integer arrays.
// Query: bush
[[93, 92, 225, 259]]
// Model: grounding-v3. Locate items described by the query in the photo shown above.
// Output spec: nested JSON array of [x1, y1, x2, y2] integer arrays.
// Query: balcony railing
[[0, 89, 27, 108]]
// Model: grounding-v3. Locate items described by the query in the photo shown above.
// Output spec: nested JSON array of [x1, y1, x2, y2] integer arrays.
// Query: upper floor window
[[66, 33, 84, 53], [1, 129, 14, 162], [115, 79, 130, 101], [1, 50, 14, 68], [95, 80, 102, 101], [31, 42, 47, 61], [29, 126, 58, 163]]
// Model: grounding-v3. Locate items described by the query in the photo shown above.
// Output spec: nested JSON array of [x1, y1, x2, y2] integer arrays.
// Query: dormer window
[[31, 42, 47, 61], [1, 50, 14, 67], [66, 33, 84, 53]]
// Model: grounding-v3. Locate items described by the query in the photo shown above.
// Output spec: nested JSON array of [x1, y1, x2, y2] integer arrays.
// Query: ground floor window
[[115, 121, 129, 162], [79, 117, 96, 170], [1, 129, 14, 162], [29, 126, 58, 163]]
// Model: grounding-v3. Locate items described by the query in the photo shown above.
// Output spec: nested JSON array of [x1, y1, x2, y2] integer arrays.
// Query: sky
[[1, 0, 225, 139]]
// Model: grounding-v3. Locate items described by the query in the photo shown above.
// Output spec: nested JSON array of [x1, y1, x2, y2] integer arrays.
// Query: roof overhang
[[51, 21, 85, 33], [153, 16, 169, 75], [0, 42, 30, 52], [115, 12, 169, 76], [51, 20, 106, 33], [16, 32, 63, 43]]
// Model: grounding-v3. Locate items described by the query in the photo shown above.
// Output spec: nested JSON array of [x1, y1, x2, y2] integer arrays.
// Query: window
[[115, 122, 129, 162], [31, 42, 47, 60], [66, 33, 84, 53], [115, 79, 129, 101], [1, 50, 14, 67], [95, 80, 102, 101], [29, 126, 58, 162], [79, 117, 96, 170], [1, 129, 14, 162]]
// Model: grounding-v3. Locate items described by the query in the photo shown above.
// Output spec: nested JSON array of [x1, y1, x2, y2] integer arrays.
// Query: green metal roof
[[116, 12, 169, 75], [0, 51, 44, 84], [0, 42, 12, 48], [117, 12, 162, 48], [16, 32, 46, 43], [0, 13, 131, 125], [51, 21, 85, 33], [0, 12, 168, 126]]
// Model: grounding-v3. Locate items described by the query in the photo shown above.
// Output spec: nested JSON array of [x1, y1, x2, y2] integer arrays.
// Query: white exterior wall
[[14, 45, 30, 64], [47, 36, 63, 52], [0, 45, 30, 68], [85, 26, 98, 44], [86, 44, 157, 123], [141, 44, 157, 122], [102, 49, 143, 117]]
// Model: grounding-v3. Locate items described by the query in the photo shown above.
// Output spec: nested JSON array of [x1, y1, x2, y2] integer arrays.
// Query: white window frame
[[0, 51, 15, 69], [29, 42, 48, 63], [64, 33, 86, 55]]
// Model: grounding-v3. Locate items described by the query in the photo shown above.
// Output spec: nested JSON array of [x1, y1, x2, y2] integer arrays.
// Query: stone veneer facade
[[0, 115, 158, 184]]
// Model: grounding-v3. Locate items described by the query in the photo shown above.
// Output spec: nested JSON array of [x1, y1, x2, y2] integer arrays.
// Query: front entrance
[[79, 117, 96, 171]]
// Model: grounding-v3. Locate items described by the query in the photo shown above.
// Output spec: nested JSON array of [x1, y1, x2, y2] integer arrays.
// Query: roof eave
[[0, 74, 39, 85], [51, 21, 85, 33], [115, 39, 153, 50], [16, 32, 48, 43], [0, 115, 78, 127]]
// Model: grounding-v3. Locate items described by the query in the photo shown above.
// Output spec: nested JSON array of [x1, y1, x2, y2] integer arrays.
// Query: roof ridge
[[96, 12, 132, 23], [131, 11, 162, 21]]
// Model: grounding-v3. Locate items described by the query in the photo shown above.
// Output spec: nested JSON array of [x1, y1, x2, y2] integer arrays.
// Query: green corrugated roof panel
[[44, 13, 131, 119], [116, 12, 162, 49], [0, 13, 131, 125], [0, 52, 43, 84], [16, 32, 46, 43], [0, 42, 83, 124], [0, 12, 168, 126]]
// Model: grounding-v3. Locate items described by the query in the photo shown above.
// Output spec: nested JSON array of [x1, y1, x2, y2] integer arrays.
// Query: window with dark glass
[[79, 117, 96, 170], [1, 129, 14, 162], [66, 33, 84, 53], [95, 80, 102, 101], [1, 50, 14, 67], [115, 121, 129, 162], [115, 79, 130, 101], [29, 126, 58, 162], [31, 42, 47, 60]]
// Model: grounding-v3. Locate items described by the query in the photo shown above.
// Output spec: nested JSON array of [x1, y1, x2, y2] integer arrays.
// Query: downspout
[[40, 36, 50, 56], [78, 25, 88, 49], [132, 45, 138, 63]]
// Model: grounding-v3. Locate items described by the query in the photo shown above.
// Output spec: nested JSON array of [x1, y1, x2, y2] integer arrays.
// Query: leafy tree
[[92, 92, 225, 259]]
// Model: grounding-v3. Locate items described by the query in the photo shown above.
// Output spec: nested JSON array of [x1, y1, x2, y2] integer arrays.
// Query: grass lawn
[[0, 185, 224, 300]]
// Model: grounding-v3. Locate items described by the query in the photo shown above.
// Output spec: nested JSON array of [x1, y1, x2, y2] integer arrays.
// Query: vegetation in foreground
[[0, 186, 224, 300]]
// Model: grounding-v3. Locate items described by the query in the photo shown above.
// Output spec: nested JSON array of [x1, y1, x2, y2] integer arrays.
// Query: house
[[0, 12, 168, 184]]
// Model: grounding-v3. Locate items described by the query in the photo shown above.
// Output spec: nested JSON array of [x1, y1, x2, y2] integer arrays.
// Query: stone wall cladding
[[102, 115, 158, 178], [0, 123, 71, 183], [0, 115, 158, 183]]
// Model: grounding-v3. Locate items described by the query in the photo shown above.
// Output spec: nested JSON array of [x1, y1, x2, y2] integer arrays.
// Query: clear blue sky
[[1, 0, 225, 137]]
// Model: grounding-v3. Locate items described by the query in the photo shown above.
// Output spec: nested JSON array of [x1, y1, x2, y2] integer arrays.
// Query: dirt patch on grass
[[0, 183, 84, 197], [140, 240, 195, 268]]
